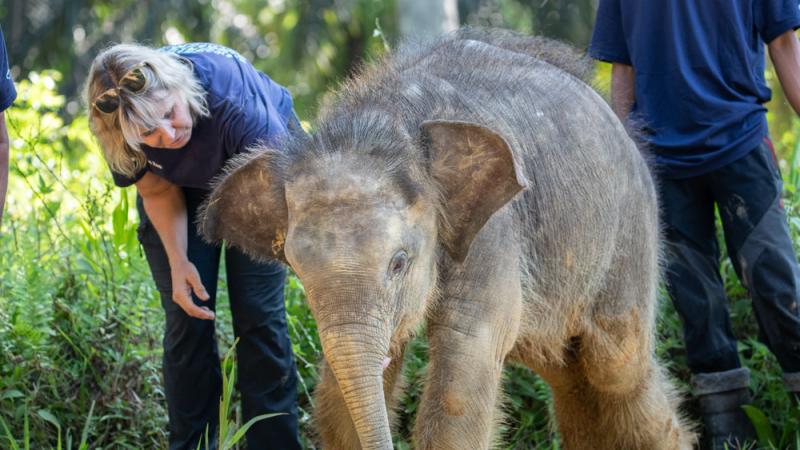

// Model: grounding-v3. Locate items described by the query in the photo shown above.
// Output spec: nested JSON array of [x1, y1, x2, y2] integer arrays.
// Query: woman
[[86, 43, 302, 450]]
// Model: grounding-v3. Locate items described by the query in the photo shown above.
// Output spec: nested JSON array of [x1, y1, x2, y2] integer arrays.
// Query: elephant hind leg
[[542, 314, 696, 450]]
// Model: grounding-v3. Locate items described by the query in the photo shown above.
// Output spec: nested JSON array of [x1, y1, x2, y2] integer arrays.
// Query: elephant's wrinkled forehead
[[286, 156, 409, 213], [283, 156, 431, 271]]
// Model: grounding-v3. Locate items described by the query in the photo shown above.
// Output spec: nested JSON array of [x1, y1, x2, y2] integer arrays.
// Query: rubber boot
[[785, 372, 800, 407], [693, 368, 755, 450]]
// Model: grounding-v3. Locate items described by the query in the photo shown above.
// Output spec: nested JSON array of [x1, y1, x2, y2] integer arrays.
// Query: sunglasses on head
[[93, 62, 150, 114]]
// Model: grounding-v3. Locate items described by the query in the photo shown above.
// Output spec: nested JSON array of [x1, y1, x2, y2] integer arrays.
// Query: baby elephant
[[200, 28, 694, 450]]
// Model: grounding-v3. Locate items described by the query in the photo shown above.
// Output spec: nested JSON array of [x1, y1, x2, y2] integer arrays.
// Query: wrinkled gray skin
[[200, 28, 693, 450]]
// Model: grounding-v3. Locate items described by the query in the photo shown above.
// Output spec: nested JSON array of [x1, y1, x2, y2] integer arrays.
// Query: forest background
[[2, 0, 800, 448]]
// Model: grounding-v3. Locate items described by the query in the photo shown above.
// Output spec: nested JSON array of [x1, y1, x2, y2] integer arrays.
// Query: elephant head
[[199, 118, 526, 449]]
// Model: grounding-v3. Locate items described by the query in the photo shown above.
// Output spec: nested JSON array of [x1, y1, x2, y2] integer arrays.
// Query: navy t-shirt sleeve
[[0, 27, 17, 112], [589, 0, 631, 65], [756, 0, 800, 43]]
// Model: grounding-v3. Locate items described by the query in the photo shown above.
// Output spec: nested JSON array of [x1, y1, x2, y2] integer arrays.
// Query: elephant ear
[[421, 120, 527, 262], [198, 149, 289, 263]]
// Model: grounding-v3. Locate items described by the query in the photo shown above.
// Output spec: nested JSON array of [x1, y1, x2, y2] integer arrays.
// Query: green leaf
[[36, 409, 61, 429], [77, 219, 97, 245], [79, 400, 95, 448], [743, 404, 777, 448], [218, 339, 239, 449], [789, 136, 800, 188], [228, 413, 285, 446], [37, 174, 54, 195], [0, 390, 24, 401], [112, 191, 129, 247], [23, 413, 29, 450], [0, 415, 20, 450]]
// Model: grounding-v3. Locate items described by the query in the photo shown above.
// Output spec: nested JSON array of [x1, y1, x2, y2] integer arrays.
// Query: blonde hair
[[85, 43, 210, 178]]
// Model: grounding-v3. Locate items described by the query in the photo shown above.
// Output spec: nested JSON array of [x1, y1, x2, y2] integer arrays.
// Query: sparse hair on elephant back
[[450, 27, 595, 82], [199, 27, 694, 450]]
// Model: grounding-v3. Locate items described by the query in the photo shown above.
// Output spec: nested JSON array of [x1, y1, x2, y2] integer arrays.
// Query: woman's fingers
[[171, 264, 215, 320], [173, 285, 215, 320], [186, 266, 210, 301]]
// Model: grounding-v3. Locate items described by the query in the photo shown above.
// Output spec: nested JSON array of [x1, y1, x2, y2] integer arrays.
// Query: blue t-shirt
[[0, 26, 17, 112], [112, 43, 296, 189], [589, 0, 800, 179]]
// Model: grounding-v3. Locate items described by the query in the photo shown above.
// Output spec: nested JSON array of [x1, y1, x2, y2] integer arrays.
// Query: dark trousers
[[660, 140, 800, 375], [136, 188, 301, 450]]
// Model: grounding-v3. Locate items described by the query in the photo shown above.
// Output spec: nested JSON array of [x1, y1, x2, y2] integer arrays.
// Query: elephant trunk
[[319, 319, 393, 449]]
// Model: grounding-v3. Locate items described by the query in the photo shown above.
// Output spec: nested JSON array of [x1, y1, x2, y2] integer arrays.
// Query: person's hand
[[170, 260, 215, 320]]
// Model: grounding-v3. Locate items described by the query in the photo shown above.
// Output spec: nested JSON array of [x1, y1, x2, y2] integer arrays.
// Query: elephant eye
[[388, 250, 409, 278]]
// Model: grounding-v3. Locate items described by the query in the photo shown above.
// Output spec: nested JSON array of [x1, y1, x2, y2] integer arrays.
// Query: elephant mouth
[[382, 356, 392, 371]]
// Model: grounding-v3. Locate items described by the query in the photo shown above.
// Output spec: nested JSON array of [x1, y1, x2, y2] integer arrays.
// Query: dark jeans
[[660, 140, 800, 375], [136, 188, 301, 450]]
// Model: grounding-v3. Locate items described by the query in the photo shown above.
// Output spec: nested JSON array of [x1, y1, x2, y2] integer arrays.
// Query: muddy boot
[[693, 368, 756, 450]]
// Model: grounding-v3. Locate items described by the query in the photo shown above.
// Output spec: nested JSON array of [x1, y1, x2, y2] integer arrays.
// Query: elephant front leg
[[413, 290, 522, 449]]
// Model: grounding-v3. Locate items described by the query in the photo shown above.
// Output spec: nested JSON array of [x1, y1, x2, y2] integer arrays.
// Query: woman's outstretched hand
[[171, 259, 215, 320]]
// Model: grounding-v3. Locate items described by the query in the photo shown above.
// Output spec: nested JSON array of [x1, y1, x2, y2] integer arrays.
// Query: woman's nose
[[161, 125, 176, 140]]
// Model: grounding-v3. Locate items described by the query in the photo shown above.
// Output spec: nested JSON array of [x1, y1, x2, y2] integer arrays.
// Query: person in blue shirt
[[591, 1, 800, 448], [85, 43, 302, 450], [0, 26, 17, 229]]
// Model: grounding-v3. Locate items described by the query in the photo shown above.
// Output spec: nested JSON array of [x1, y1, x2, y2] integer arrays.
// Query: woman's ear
[[198, 148, 289, 263]]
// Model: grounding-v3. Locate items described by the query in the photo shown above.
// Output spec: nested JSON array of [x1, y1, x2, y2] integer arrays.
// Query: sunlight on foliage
[[3, 15, 800, 450]]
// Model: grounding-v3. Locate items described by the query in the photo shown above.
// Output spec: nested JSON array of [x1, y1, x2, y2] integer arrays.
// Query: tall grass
[[0, 71, 322, 449], [0, 71, 168, 448]]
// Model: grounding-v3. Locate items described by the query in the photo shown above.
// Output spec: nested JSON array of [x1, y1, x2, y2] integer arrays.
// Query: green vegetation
[[3, 3, 800, 449], [5, 62, 800, 450], [212, 341, 285, 450]]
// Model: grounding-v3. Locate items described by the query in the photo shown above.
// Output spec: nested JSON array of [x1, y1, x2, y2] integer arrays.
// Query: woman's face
[[139, 91, 193, 149]]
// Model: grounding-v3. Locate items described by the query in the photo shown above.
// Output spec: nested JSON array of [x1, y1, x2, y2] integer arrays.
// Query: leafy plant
[[4, 21, 800, 450], [192, 340, 285, 450], [742, 402, 800, 450]]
